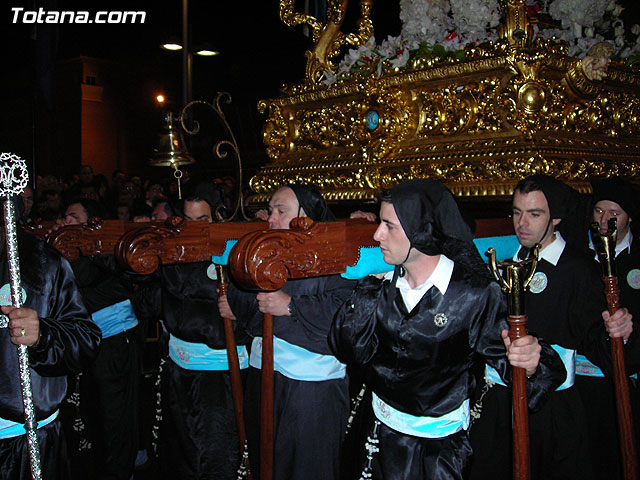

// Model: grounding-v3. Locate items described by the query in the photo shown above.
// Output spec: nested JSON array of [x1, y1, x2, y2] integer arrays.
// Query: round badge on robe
[[434, 313, 448, 327], [528, 272, 547, 294], [0, 314, 8, 328], [206, 264, 218, 281], [628, 269, 640, 290], [0, 284, 27, 306]]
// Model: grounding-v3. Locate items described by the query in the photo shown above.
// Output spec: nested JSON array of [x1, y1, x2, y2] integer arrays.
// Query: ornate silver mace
[[0, 152, 42, 479]]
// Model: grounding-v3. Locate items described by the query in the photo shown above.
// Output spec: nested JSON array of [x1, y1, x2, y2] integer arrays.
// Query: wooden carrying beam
[[115, 218, 268, 274], [229, 217, 379, 291]]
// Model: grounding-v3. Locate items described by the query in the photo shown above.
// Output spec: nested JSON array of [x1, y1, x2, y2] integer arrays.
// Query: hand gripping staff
[[590, 218, 638, 480], [0, 153, 42, 479], [486, 245, 540, 480]]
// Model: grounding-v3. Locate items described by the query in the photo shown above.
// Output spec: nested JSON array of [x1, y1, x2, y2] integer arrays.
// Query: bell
[[149, 112, 196, 167]]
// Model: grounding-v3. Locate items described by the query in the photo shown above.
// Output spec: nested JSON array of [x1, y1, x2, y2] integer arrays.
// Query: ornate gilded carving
[[254, 2, 640, 204], [279, 0, 373, 84]]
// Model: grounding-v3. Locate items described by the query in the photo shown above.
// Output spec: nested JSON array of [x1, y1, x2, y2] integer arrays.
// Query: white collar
[[514, 231, 566, 266], [384, 254, 454, 295], [385, 255, 454, 312]]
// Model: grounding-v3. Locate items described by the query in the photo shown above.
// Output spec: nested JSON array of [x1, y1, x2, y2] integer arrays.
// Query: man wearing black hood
[[330, 179, 564, 480], [220, 184, 354, 480], [574, 176, 640, 480], [470, 174, 633, 480]]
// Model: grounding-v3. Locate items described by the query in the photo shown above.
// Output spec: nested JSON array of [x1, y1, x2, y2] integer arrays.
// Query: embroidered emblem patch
[[375, 397, 390, 419], [528, 272, 547, 294], [628, 269, 640, 290], [434, 313, 448, 327], [206, 264, 218, 281], [0, 284, 27, 306]]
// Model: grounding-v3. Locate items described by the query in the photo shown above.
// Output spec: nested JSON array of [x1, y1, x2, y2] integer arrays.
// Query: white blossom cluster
[[323, 0, 640, 86]]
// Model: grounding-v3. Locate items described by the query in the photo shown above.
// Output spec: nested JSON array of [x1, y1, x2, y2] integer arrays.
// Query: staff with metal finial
[[486, 244, 540, 480], [589, 217, 638, 480], [0, 152, 41, 480], [215, 264, 253, 480]]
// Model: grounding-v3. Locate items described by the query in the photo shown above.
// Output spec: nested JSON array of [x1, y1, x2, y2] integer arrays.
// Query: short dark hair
[[67, 197, 106, 219], [514, 177, 542, 195]]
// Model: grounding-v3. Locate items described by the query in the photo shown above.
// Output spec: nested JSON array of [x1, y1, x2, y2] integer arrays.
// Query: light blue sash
[[372, 392, 469, 438], [91, 299, 138, 339], [485, 344, 575, 391], [575, 353, 605, 377], [168, 334, 249, 371], [249, 336, 346, 381], [0, 410, 59, 440], [576, 354, 637, 379]]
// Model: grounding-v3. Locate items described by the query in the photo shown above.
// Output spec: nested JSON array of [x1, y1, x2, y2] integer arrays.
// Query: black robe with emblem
[[156, 261, 251, 480], [0, 233, 101, 480], [228, 274, 355, 480], [330, 261, 565, 480], [470, 242, 614, 480], [575, 236, 640, 480]]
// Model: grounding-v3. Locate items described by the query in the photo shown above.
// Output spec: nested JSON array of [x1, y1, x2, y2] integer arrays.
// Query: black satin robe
[[69, 255, 142, 480], [330, 262, 565, 479], [0, 233, 101, 479], [228, 274, 355, 480], [157, 262, 251, 480], [471, 244, 615, 480]]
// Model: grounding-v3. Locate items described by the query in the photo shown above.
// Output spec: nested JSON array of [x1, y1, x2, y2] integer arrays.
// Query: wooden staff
[[260, 313, 274, 480], [590, 218, 638, 480], [487, 246, 539, 480], [216, 265, 253, 480]]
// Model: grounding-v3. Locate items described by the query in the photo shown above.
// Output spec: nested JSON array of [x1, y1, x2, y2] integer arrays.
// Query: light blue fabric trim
[[576, 354, 638, 379], [91, 299, 138, 339], [168, 334, 249, 371], [372, 392, 469, 438], [473, 235, 521, 262], [342, 247, 392, 279], [0, 410, 59, 440], [575, 353, 605, 378], [249, 336, 346, 381], [211, 240, 237, 266], [485, 344, 575, 391]]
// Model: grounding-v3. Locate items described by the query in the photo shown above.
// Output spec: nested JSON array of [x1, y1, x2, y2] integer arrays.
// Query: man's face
[[46, 193, 61, 211], [63, 203, 88, 225], [512, 190, 560, 250], [80, 166, 93, 184], [267, 187, 303, 230], [184, 200, 212, 223], [374, 201, 412, 265], [20, 187, 33, 217], [152, 202, 169, 221], [593, 200, 631, 244]]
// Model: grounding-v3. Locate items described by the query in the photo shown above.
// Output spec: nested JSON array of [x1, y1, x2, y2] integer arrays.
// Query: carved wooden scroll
[[229, 217, 378, 291], [44, 218, 144, 263], [116, 217, 269, 274]]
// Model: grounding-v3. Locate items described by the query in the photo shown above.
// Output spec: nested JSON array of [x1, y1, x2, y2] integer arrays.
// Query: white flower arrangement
[[323, 0, 640, 86]]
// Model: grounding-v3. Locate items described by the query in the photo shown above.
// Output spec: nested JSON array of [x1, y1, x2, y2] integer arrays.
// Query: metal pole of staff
[[0, 152, 42, 479]]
